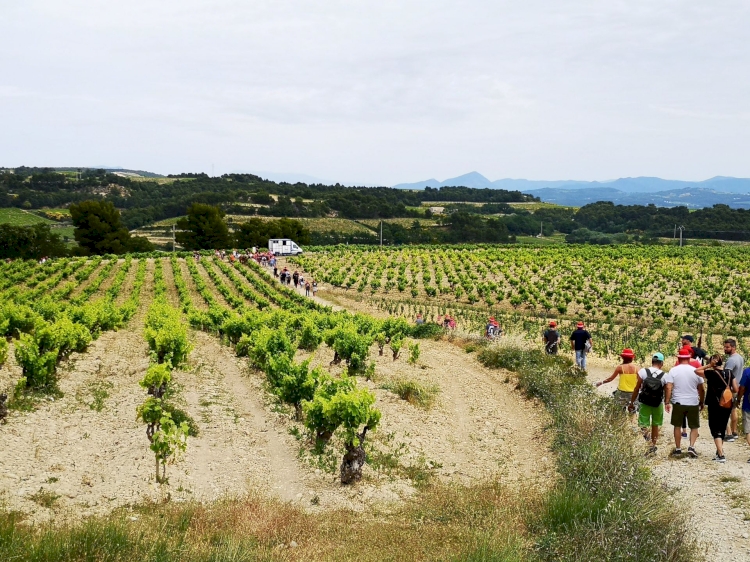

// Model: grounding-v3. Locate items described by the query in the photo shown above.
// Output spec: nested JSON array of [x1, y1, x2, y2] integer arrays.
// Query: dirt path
[[159, 256, 181, 308], [586, 364, 750, 560]]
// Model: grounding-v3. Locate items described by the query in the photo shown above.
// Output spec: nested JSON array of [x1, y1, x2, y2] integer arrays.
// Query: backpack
[[718, 369, 734, 409], [639, 368, 664, 407]]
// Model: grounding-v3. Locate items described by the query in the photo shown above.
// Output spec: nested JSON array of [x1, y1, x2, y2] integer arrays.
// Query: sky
[[1, 0, 749, 185]]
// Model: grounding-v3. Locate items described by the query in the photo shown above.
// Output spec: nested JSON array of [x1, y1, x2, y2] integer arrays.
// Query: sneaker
[[671, 448, 682, 457], [713, 453, 727, 463], [688, 447, 698, 458], [726, 434, 739, 443], [681, 431, 688, 438], [646, 446, 658, 457]]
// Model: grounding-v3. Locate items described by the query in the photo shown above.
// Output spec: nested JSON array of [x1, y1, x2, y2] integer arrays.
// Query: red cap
[[677, 346, 693, 359], [549, 321, 557, 327], [620, 348, 635, 359], [576, 321, 584, 328]]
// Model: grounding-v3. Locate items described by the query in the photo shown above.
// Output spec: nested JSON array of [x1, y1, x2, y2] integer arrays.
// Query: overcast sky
[[1, 1, 748, 185]]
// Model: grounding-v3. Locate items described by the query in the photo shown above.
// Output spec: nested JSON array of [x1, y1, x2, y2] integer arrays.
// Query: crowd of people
[[274, 266, 318, 297], [542, 321, 750, 461]]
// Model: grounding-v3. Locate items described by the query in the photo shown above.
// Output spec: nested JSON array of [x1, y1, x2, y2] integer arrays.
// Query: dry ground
[[0, 267, 552, 524]]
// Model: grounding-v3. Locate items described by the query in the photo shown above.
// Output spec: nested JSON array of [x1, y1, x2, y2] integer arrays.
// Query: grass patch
[[720, 475, 741, 483], [0, 482, 529, 562], [28, 488, 60, 509], [478, 344, 701, 561], [0, 208, 55, 226], [78, 379, 113, 412], [383, 378, 439, 408]]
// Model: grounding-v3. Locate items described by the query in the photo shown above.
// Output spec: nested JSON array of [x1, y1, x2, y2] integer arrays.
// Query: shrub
[[298, 319, 323, 351], [410, 322, 444, 339], [0, 338, 7, 367], [389, 335, 403, 360], [478, 345, 700, 561], [266, 356, 321, 419], [144, 301, 190, 368], [14, 333, 58, 389], [324, 323, 373, 373], [303, 375, 356, 444], [407, 341, 420, 365], [248, 327, 295, 370], [139, 363, 172, 399], [384, 378, 439, 408]]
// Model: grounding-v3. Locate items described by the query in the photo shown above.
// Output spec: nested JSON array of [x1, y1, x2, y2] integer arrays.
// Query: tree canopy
[[0, 223, 67, 259], [70, 200, 154, 254], [233, 218, 310, 248], [175, 204, 232, 250]]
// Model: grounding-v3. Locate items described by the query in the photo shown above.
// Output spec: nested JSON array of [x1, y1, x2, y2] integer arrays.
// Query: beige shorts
[[744, 410, 750, 435]]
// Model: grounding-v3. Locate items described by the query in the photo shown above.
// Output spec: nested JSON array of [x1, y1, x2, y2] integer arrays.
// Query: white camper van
[[268, 239, 303, 256]]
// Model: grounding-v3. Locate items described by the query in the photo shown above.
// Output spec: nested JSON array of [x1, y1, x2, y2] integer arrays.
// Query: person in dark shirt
[[696, 354, 739, 463], [543, 321, 560, 355], [570, 321, 593, 370]]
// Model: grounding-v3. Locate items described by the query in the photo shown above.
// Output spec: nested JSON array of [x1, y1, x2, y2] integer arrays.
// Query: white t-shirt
[[638, 367, 666, 383], [664, 364, 704, 406]]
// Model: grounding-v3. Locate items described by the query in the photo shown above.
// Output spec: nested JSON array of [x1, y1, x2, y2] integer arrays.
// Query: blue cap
[[652, 352, 665, 362]]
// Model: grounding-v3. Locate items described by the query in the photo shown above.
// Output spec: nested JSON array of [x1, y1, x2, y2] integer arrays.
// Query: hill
[[393, 173, 750, 198]]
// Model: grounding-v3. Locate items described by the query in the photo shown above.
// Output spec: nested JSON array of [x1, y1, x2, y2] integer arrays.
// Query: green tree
[[70, 200, 153, 254], [175, 204, 231, 250], [0, 223, 67, 259], [233, 217, 311, 248]]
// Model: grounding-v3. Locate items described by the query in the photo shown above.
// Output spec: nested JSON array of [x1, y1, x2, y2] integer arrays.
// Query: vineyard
[[0, 252, 548, 521], [291, 244, 750, 361]]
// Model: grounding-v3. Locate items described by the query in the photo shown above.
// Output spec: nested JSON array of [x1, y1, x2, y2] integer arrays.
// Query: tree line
[[0, 169, 536, 229]]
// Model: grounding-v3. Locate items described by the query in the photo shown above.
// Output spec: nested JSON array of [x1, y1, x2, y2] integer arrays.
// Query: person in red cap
[[664, 345, 706, 458], [485, 317, 501, 339], [570, 321, 592, 370], [596, 348, 640, 412], [542, 321, 560, 355]]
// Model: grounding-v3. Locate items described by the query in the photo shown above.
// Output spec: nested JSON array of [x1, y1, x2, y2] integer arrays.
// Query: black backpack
[[639, 368, 664, 407]]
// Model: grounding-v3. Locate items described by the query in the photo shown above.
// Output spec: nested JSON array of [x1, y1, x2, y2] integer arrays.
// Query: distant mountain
[[393, 173, 750, 196], [524, 187, 750, 209]]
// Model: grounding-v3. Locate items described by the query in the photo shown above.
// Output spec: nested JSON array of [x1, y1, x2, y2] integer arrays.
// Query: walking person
[[596, 348, 639, 411], [305, 280, 311, 297], [570, 321, 592, 370], [628, 352, 667, 455], [664, 346, 706, 457], [312, 279, 318, 297], [721, 339, 744, 442], [696, 354, 739, 462], [543, 321, 560, 355], [292, 270, 299, 289]]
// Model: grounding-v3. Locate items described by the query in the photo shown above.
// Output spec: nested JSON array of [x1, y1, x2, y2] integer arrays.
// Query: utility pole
[[380, 220, 383, 246], [540, 221, 543, 237], [172, 224, 176, 253], [678, 225, 685, 247], [673, 225, 676, 239]]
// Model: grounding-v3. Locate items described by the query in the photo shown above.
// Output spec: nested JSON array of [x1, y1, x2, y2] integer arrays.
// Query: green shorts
[[671, 403, 700, 430], [639, 403, 664, 427]]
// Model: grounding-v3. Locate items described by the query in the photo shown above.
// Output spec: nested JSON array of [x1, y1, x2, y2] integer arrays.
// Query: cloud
[[0, 1, 749, 182]]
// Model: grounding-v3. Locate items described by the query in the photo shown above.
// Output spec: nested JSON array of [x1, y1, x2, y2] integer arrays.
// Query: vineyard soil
[[0, 259, 552, 524]]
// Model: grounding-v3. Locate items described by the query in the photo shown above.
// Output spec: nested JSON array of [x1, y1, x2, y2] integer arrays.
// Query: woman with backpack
[[696, 354, 739, 463]]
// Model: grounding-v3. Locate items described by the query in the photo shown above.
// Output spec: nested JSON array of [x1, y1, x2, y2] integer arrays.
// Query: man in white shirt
[[664, 346, 706, 458]]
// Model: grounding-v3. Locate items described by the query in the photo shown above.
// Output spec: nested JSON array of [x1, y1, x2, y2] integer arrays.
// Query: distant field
[[507, 201, 577, 210], [357, 218, 439, 228], [0, 208, 56, 226], [226, 216, 372, 234], [516, 234, 567, 245]]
